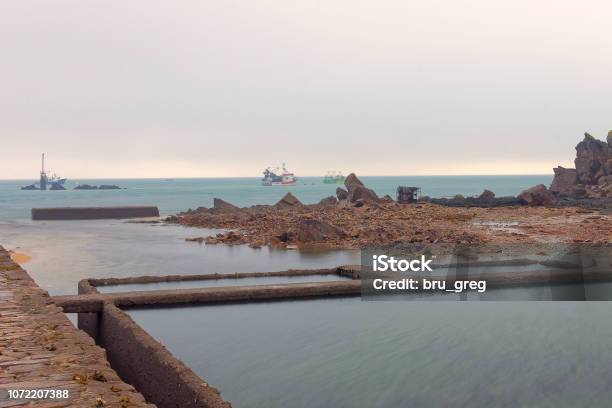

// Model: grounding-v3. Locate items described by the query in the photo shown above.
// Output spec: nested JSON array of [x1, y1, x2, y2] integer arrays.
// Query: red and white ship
[[262, 163, 297, 186]]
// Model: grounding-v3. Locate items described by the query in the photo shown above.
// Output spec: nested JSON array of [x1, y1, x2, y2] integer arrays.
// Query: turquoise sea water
[[0, 175, 551, 220]]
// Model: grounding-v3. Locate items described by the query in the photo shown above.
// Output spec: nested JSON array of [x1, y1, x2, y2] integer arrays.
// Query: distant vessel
[[20, 153, 67, 190], [323, 171, 345, 184], [262, 163, 297, 186]]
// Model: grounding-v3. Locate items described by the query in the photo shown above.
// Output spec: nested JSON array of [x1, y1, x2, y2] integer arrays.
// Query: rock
[[382, 194, 394, 202], [50, 183, 66, 190], [343, 173, 380, 204], [296, 219, 346, 242], [608, 130, 612, 148], [574, 133, 612, 184], [98, 185, 121, 190], [318, 196, 338, 206], [478, 189, 495, 200], [74, 184, 98, 190], [275, 192, 303, 208], [213, 198, 240, 212], [518, 184, 556, 206], [20, 184, 38, 190], [348, 185, 381, 204], [550, 167, 578, 195], [598, 175, 612, 185], [336, 187, 348, 201], [570, 185, 588, 198], [344, 173, 365, 190], [453, 194, 465, 200], [185, 237, 205, 243]]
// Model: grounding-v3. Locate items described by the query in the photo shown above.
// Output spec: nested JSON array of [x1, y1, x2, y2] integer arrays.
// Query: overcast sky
[[2, 0, 612, 179]]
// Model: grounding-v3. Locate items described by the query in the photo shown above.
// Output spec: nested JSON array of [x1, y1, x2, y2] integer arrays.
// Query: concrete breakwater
[[32, 206, 160, 220], [0, 246, 153, 407]]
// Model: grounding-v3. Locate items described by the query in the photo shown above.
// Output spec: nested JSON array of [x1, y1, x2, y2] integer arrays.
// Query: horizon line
[[0, 173, 554, 181]]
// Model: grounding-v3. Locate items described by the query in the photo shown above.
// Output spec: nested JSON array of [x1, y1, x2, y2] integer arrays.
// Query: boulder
[[344, 173, 365, 190], [574, 133, 612, 184], [336, 187, 348, 201], [343, 173, 380, 204], [296, 219, 346, 242], [478, 189, 495, 200], [213, 198, 240, 212], [550, 167, 578, 195], [518, 184, 556, 206], [348, 185, 381, 204], [382, 194, 394, 202], [99, 185, 121, 190], [275, 192, 303, 208], [318, 196, 338, 206], [453, 194, 465, 200], [74, 184, 98, 190]]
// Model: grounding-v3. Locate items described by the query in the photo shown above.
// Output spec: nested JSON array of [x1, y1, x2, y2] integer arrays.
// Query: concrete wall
[[78, 280, 231, 408], [32, 206, 159, 220]]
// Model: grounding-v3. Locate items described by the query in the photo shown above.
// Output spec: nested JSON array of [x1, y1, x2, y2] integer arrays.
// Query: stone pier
[[0, 246, 154, 408]]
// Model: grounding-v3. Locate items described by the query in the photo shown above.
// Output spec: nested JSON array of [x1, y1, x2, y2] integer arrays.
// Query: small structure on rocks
[[397, 186, 420, 203]]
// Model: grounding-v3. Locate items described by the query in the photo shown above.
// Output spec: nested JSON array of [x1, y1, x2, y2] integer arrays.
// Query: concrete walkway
[[0, 246, 154, 408]]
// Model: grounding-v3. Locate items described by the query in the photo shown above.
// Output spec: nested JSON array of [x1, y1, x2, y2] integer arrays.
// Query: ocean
[[6, 174, 611, 407]]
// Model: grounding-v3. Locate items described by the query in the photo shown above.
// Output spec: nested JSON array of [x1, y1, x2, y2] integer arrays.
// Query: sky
[[1, 0, 612, 179]]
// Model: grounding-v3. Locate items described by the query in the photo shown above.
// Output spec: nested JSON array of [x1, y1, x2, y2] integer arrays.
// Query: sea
[[5, 175, 612, 407]]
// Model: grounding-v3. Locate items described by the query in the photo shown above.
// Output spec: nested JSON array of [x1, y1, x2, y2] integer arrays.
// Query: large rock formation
[[336, 187, 348, 201], [548, 132, 612, 199], [574, 133, 612, 184], [344, 173, 381, 204], [518, 184, 556, 206]]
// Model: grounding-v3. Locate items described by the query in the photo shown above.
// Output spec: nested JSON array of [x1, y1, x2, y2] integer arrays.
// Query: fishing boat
[[20, 153, 67, 190], [323, 171, 345, 184], [262, 163, 297, 186]]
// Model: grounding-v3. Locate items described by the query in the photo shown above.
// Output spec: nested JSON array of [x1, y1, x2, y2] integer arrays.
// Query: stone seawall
[[32, 206, 160, 220], [0, 246, 154, 407], [77, 280, 232, 408]]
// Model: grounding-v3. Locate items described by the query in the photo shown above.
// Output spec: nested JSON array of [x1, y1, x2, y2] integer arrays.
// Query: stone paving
[[0, 246, 155, 408]]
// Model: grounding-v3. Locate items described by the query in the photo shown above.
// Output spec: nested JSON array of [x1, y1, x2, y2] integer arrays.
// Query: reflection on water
[[130, 299, 612, 408], [0, 219, 358, 295]]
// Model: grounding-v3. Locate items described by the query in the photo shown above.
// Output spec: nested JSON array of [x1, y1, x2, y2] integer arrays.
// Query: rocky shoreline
[[168, 133, 612, 249]]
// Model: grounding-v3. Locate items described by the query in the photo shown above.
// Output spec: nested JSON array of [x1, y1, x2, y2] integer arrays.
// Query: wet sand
[[9, 250, 31, 264]]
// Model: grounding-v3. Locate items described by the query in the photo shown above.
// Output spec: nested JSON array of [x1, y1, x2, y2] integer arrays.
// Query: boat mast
[[39, 153, 47, 190]]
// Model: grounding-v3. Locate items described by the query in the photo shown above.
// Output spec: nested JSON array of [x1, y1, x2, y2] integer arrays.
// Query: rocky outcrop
[[74, 184, 123, 190], [575, 133, 612, 185], [318, 196, 338, 206], [479, 189, 495, 201], [50, 183, 66, 190], [296, 219, 346, 243], [550, 167, 578, 195], [344, 173, 381, 204], [336, 187, 348, 201], [275, 192, 303, 208], [518, 184, 556, 206], [547, 133, 612, 199], [213, 198, 240, 212]]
